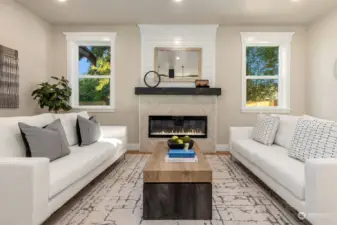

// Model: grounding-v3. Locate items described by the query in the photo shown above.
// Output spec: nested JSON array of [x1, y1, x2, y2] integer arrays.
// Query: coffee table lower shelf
[[143, 182, 212, 220]]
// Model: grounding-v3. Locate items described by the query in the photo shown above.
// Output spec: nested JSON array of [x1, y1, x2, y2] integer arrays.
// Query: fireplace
[[149, 116, 207, 138]]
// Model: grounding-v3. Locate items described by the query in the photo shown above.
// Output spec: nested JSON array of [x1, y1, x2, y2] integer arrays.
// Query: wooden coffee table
[[143, 142, 212, 220]]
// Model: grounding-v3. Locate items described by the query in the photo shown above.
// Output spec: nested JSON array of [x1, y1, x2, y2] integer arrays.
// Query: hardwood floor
[[126, 150, 152, 154], [126, 150, 230, 155]]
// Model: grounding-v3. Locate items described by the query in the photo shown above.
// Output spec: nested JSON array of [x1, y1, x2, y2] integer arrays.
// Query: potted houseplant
[[32, 76, 72, 113]]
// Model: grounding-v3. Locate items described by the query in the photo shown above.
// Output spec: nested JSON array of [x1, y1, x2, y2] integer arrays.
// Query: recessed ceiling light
[[174, 0, 183, 2], [58, 0, 67, 2], [176, 56, 180, 60]]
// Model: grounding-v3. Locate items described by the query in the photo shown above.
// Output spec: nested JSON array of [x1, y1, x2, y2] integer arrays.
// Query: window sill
[[72, 107, 115, 113], [241, 107, 291, 114]]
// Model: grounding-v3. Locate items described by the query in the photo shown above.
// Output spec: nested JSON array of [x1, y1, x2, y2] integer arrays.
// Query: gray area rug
[[44, 154, 305, 225]]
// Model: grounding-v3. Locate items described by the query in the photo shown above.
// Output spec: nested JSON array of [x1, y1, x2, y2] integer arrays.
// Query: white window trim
[[64, 32, 116, 112], [241, 32, 294, 113]]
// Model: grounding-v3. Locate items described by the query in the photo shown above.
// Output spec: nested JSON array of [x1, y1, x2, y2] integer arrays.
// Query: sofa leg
[[229, 154, 236, 162]]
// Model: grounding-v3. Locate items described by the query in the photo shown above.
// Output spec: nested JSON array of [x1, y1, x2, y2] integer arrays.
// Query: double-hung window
[[241, 32, 294, 113], [64, 32, 116, 112]]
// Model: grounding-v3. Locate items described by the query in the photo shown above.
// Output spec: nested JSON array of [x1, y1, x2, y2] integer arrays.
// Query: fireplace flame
[[151, 129, 205, 136]]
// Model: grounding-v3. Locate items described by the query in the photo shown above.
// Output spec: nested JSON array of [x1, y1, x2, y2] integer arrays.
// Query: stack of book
[[165, 149, 198, 163]]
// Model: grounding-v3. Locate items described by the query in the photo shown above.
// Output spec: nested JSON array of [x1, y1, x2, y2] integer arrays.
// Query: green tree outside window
[[79, 46, 111, 106], [246, 47, 279, 107]]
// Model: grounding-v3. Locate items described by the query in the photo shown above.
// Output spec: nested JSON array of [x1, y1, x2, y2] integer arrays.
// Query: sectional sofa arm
[[101, 126, 127, 138], [305, 158, 337, 225], [229, 127, 253, 149], [100, 126, 127, 150], [0, 158, 50, 225]]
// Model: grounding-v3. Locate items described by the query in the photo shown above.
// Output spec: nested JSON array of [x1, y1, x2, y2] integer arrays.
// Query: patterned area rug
[[44, 155, 305, 225]]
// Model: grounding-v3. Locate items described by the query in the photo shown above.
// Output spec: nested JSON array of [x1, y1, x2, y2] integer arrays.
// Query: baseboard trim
[[127, 143, 140, 150], [216, 144, 229, 152]]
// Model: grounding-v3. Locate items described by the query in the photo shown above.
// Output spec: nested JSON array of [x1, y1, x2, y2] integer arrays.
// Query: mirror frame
[[154, 47, 202, 82]]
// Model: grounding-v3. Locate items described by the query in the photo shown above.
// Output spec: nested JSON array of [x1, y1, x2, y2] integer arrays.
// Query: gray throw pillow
[[77, 116, 101, 146], [19, 119, 71, 162]]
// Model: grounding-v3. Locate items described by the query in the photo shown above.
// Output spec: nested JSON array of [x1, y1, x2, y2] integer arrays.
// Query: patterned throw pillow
[[252, 115, 280, 146], [289, 118, 337, 162]]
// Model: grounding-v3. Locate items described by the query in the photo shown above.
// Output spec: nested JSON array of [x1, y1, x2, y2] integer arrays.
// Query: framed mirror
[[154, 47, 202, 82]]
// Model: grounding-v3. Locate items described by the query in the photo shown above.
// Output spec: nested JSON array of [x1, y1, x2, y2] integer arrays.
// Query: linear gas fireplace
[[149, 116, 207, 138]]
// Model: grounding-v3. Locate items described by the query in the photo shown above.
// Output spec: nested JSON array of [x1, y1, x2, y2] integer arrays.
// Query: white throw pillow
[[53, 111, 90, 146], [289, 118, 337, 162], [252, 115, 280, 146], [272, 114, 301, 149]]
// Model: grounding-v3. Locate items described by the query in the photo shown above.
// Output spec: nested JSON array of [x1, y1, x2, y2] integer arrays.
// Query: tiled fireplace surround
[[138, 25, 219, 152], [139, 96, 217, 152]]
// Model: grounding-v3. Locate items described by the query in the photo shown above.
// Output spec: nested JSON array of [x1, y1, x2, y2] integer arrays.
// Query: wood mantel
[[135, 87, 221, 96]]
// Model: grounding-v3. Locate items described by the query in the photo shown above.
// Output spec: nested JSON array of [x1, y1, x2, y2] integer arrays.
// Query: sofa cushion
[[0, 113, 54, 157], [252, 115, 280, 146], [253, 146, 305, 200], [272, 114, 300, 149], [232, 139, 286, 163], [232, 139, 305, 200], [53, 111, 90, 146], [18, 119, 70, 161], [49, 139, 121, 198]]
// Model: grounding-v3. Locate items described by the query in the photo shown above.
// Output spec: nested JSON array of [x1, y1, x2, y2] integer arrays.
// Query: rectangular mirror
[[154, 47, 202, 82]]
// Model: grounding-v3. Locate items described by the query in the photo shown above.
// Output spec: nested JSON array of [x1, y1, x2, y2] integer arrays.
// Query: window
[[64, 32, 116, 111], [241, 32, 294, 113]]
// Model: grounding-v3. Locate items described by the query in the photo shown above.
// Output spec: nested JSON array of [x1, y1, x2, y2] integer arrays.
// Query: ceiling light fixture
[[58, 0, 68, 2], [176, 56, 180, 60], [174, 0, 183, 2]]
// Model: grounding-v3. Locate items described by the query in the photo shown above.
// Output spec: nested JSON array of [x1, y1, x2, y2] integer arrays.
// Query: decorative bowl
[[167, 139, 194, 150]]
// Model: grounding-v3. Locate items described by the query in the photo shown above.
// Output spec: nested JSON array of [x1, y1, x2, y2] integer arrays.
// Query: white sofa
[[229, 115, 337, 225], [0, 112, 127, 225]]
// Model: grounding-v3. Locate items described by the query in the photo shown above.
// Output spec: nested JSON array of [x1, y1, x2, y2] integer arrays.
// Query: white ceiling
[[16, 0, 337, 25]]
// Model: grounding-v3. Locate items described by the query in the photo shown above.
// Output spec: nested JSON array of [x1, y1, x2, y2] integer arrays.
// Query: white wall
[[307, 11, 337, 120], [0, 0, 51, 116], [307, 9, 337, 120]]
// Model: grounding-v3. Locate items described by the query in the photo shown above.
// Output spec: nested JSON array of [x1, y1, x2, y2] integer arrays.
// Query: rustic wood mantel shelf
[[135, 87, 222, 96]]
